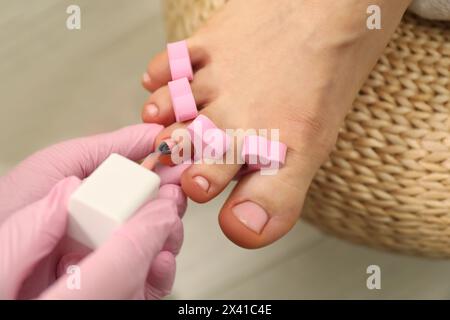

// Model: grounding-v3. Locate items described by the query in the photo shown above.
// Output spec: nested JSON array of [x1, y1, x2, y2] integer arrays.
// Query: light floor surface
[[2, 0, 450, 299]]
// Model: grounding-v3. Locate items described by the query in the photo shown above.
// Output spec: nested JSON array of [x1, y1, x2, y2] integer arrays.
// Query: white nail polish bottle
[[67, 153, 160, 248]]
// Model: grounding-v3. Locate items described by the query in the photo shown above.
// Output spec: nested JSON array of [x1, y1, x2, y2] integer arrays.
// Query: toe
[[179, 106, 242, 202], [219, 151, 320, 249], [181, 161, 241, 203], [143, 51, 171, 92], [152, 109, 241, 197]]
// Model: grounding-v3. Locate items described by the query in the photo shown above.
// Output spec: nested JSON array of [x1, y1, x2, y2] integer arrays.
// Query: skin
[[141, 0, 412, 248]]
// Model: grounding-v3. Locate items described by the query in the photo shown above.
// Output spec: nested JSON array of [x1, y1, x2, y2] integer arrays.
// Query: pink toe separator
[[187, 115, 231, 161], [241, 135, 287, 171], [168, 77, 198, 122], [167, 40, 194, 81]]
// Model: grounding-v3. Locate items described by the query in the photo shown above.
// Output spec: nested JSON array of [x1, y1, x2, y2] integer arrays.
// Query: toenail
[[146, 104, 159, 117], [232, 201, 269, 234], [193, 176, 210, 192], [142, 72, 151, 83]]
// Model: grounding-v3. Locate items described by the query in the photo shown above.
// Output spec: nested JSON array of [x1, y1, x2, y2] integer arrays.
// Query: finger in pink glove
[[0, 177, 81, 299], [0, 123, 164, 221]]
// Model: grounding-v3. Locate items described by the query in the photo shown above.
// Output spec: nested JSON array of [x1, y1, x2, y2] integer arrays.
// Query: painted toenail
[[142, 72, 151, 83], [159, 138, 176, 154], [146, 104, 159, 117], [193, 176, 210, 192], [232, 201, 269, 234]]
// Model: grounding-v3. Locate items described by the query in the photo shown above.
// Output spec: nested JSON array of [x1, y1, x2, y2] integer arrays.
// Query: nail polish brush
[[141, 141, 172, 171]]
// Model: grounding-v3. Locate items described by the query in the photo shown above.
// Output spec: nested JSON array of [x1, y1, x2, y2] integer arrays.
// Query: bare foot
[[141, 0, 411, 248]]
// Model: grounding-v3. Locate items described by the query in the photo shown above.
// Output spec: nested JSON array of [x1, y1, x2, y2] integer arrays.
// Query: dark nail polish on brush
[[158, 141, 172, 155]]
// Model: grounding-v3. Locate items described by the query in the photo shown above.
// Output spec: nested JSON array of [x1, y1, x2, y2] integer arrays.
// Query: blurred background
[[2, 0, 450, 299]]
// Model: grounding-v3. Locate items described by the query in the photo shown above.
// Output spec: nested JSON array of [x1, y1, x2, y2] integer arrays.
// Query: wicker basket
[[163, 0, 450, 258]]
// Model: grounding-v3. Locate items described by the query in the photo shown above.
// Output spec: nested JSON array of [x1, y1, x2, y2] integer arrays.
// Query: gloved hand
[[0, 124, 187, 299]]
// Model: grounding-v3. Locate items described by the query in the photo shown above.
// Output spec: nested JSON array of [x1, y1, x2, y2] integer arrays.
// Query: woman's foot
[[141, 0, 411, 248]]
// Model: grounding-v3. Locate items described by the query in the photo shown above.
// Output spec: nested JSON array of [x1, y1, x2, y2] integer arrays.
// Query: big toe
[[219, 151, 321, 248]]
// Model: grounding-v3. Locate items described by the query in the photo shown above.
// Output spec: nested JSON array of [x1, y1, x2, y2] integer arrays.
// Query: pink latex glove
[[0, 124, 187, 299]]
